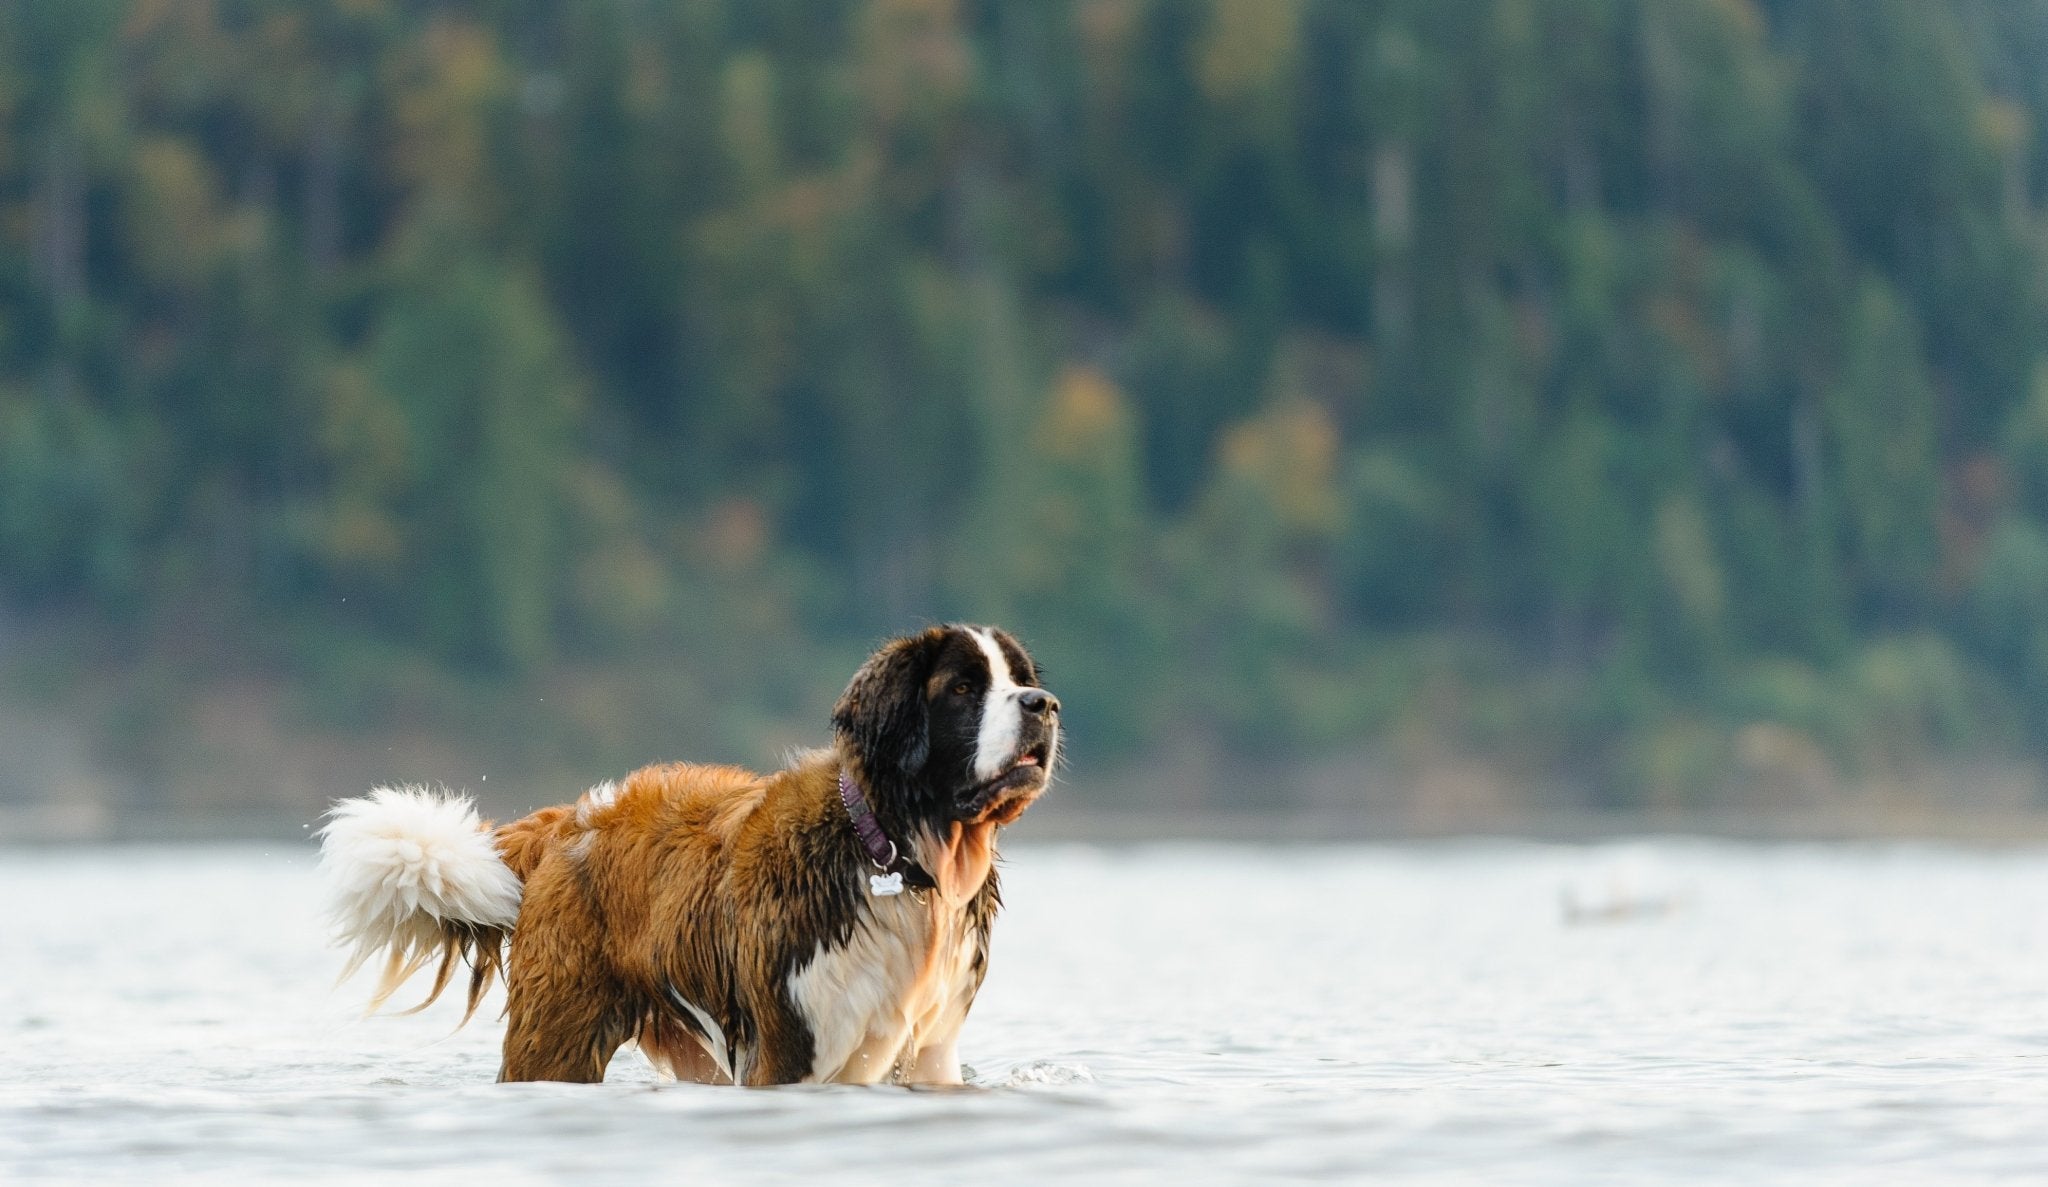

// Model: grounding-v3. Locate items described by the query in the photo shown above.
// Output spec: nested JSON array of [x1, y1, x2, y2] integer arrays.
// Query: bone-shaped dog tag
[[869, 871, 905, 897]]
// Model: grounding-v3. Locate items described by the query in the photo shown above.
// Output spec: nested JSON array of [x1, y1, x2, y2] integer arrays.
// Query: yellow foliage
[[1197, 0, 1302, 103], [389, 21, 511, 200], [128, 139, 228, 285], [1037, 364, 1132, 462], [1217, 400, 1340, 537]]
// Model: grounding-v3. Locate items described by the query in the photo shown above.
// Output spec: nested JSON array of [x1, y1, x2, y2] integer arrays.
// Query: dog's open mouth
[[961, 743, 1052, 822]]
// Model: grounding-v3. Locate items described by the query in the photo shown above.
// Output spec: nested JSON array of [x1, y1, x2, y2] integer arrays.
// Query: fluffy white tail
[[317, 785, 524, 1018]]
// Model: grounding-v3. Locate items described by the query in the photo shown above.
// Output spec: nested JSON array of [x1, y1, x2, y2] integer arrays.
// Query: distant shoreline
[[1011, 806, 2048, 846], [13, 801, 2048, 847]]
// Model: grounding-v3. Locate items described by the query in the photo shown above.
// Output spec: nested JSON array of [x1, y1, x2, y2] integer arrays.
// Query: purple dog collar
[[838, 769, 935, 896]]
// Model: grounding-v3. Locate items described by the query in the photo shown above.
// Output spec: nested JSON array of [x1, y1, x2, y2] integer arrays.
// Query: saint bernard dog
[[317, 624, 1058, 1085]]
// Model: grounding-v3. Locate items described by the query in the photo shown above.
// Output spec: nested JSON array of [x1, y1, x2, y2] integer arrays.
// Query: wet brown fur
[[379, 625, 1050, 1085], [468, 752, 1005, 1083]]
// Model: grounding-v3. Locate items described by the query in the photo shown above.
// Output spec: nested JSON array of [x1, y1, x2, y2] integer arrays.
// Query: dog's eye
[[951, 682, 972, 697]]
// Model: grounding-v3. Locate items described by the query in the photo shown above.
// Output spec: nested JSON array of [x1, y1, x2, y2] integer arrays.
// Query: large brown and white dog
[[317, 625, 1058, 1085]]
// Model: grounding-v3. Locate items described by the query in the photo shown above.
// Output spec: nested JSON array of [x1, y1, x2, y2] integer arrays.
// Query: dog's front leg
[[741, 1029, 817, 1085], [899, 1037, 963, 1086], [741, 1000, 822, 1085]]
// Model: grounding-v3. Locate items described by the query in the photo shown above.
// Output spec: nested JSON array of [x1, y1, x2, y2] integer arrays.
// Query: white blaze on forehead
[[968, 628, 1023, 781]]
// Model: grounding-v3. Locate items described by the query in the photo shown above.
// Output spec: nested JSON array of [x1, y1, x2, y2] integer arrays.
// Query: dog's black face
[[832, 625, 1059, 827]]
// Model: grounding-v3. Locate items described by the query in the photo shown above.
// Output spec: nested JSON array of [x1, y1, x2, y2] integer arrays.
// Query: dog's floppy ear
[[832, 629, 942, 779]]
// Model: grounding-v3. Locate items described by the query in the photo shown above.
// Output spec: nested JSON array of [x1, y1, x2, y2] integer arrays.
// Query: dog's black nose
[[1019, 688, 1059, 715]]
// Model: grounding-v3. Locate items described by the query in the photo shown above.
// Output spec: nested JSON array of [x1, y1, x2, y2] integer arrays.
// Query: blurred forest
[[4, 0, 2048, 827]]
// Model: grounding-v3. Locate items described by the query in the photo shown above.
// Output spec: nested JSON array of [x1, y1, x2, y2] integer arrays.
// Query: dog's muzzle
[[960, 694, 1058, 823]]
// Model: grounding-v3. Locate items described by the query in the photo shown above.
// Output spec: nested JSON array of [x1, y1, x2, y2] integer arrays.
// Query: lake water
[[4, 840, 2048, 1184]]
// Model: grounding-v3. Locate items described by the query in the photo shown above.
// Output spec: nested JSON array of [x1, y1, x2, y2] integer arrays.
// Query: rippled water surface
[[6, 841, 2048, 1184]]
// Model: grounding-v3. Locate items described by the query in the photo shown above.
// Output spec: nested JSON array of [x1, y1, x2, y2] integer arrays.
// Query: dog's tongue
[[1015, 754, 1039, 766]]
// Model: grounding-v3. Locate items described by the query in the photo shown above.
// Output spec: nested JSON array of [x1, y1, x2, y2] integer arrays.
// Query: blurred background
[[2, 0, 2046, 839]]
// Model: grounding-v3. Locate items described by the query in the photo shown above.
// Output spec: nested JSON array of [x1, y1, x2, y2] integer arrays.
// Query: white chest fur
[[786, 889, 984, 1084]]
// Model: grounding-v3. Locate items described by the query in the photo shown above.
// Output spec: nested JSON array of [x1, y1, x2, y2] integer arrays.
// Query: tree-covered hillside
[[3, 0, 2047, 813]]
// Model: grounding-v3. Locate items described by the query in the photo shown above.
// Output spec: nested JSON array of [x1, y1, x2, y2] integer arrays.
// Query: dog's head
[[832, 625, 1059, 827]]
